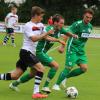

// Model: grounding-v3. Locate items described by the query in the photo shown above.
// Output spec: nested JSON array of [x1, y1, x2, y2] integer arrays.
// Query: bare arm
[[5, 17, 8, 25], [30, 30, 54, 42], [66, 32, 78, 38], [58, 35, 69, 53], [45, 35, 66, 46]]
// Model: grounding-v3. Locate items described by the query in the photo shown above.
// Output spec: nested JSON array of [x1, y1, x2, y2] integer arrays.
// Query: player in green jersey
[[52, 8, 94, 90], [9, 14, 78, 93]]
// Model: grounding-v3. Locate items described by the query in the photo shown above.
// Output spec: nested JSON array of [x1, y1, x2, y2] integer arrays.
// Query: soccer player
[[8, 14, 78, 94], [52, 8, 94, 90], [0, 6, 54, 98], [3, 5, 18, 47]]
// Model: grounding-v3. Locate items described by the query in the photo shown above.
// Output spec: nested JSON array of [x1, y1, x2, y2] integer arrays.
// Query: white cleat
[[3, 42, 6, 46], [12, 43, 16, 47], [41, 87, 51, 94], [61, 78, 67, 88], [9, 83, 20, 92], [52, 84, 61, 91]]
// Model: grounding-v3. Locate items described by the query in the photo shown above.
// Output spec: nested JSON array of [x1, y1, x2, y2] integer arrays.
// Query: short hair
[[52, 14, 64, 23], [31, 6, 45, 17], [9, 3, 18, 10], [84, 8, 94, 16]]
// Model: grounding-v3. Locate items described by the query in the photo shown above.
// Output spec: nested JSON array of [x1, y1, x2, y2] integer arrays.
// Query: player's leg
[[16, 50, 47, 98], [32, 62, 48, 98], [66, 54, 87, 78], [3, 28, 11, 45], [0, 60, 24, 80], [10, 68, 35, 89], [42, 60, 59, 93], [10, 29, 16, 47], [52, 52, 76, 90], [62, 54, 87, 88]]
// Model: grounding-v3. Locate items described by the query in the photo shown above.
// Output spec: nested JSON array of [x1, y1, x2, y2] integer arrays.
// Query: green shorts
[[36, 52, 53, 66], [65, 51, 87, 67]]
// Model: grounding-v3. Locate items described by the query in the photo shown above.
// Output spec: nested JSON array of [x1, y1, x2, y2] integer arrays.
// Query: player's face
[[83, 13, 93, 24], [12, 8, 17, 14], [57, 19, 64, 30], [36, 14, 44, 22]]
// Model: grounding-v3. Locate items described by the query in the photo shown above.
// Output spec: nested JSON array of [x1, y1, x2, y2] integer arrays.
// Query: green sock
[[67, 68, 85, 78], [44, 67, 57, 87], [56, 68, 70, 85], [12, 72, 33, 86]]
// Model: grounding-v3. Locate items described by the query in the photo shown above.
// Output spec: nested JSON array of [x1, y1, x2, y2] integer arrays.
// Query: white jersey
[[5, 12, 18, 28], [22, 21, 46, 55]]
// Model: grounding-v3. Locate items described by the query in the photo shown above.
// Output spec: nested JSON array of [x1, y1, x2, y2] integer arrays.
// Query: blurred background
[[0, 0, 100, 25]]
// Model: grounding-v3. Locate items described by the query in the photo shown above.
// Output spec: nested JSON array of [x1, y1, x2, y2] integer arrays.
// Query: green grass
[[0, 31, 100, 100]]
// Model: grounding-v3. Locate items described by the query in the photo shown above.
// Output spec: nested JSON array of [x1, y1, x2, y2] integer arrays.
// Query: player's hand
[[72, 34, 78, 39], [47, 30, 54, 35], [58, 45, 65, 53], [59, 40, 66, 46]]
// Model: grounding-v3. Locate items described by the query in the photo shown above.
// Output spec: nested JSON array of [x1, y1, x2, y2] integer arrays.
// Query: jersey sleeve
[[45, 25, 53, 32], [67, 22, 79, 34], [5, 13, 11, 19], [60, 27, 68, 35]]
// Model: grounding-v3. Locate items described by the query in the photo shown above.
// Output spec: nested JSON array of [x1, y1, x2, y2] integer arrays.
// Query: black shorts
[[6, 28, 14, 34], [16, 49, 40, 72]]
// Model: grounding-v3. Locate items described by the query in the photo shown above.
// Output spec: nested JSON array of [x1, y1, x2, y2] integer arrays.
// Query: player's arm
[[24, 24, 54, 42], [5, 17, 8, 25], [5, 13, 10, 25], [44, 35, 66, 46], [30, 30, 54, 42], [65, 32, 78, 38], [13, 16, 18, 27], [58, 35, 68, 53]]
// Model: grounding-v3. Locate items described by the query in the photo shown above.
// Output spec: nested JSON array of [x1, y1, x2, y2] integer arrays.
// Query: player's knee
[[11, 73, 21, 80], [81, 67, 87, 72], [53, 63, 59, 70], [29, 73, 35, 78], [11, 75, 19, 80], [50, 61, 59, 70], [34, 63, 45, 72]]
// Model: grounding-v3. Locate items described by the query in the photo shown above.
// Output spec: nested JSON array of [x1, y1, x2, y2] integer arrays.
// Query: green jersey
[[67, 20, 92, 54], [36, 25, 67, 53]]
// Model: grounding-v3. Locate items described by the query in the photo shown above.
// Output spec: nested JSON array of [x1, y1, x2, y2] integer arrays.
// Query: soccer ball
[[66, 86, 78, 99]]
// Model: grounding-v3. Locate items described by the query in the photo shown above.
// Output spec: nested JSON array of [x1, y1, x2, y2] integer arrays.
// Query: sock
[[67, 68, 85, 78], [0, 73, 12, 80], [11, 36, 15, 44], [44, 67, 57, 87], [33, 71, 43, 94], [56, 68, 70, 85], [12, 72, 33, 86], [3, 35, 10, 44]]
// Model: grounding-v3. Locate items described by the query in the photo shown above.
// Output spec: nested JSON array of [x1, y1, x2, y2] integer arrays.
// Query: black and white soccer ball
[[66, 86, 78, 99]]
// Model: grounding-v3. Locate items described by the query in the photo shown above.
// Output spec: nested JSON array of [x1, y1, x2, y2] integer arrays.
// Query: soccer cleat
[[32, 93, 48, 99], [52, 84, 61, 91], [61, 78, 67, 88], [2, 42, 6, 46], [12, 43, 16, 47], [41, 87, 51, 94], [9, 83, 20, 92]]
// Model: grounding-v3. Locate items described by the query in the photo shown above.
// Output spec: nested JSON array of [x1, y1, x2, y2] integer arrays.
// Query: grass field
[[0, 31, 100, 100]]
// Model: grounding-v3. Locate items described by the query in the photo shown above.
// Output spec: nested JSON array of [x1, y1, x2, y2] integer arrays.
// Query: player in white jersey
[[0, 6, 54, 98], [3, 6, 18, 47]]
